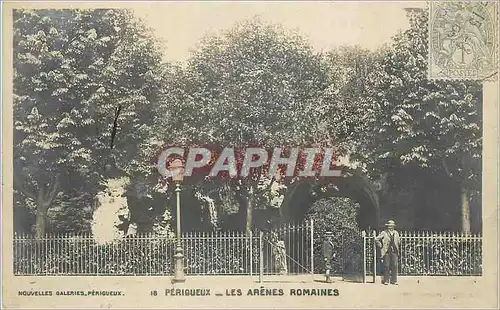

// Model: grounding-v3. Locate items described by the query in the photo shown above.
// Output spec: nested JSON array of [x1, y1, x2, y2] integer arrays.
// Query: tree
[[13, 9, 165, 237], [357, 9, 482, 232], [318, 45, 382, 153], [155, 19, 339, 234]]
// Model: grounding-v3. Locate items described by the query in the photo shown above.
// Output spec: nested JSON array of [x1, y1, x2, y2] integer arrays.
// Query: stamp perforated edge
[[427, 1, 499, 82]]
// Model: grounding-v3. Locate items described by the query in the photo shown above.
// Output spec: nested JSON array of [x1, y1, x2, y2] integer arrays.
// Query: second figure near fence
[[322, 231, 335, 283]]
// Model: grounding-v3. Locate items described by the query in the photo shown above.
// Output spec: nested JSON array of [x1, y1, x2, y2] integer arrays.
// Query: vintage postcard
[[2, 1, 499, 309]]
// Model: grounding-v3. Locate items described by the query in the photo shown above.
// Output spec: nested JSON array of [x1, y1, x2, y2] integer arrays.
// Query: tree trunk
[[34, 175, 61, 239], [278, 181, 303, 222], [14, 173, 60, 238], [235, 181, 255, 235], [35, 204, 48, 239], [461, 186, 471, 233]]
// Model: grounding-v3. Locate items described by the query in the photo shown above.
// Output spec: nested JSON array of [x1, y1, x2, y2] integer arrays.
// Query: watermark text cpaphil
[[156, 146, 343, 179]]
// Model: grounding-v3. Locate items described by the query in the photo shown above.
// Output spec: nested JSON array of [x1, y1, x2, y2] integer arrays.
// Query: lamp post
[[169, 159, 185, 283]]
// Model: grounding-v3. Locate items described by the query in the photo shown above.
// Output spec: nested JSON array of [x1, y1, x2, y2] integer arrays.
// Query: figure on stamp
[[322, 231, 335, 283], [433, 12, 462, 68], [430, 1, 497, 79], [375, 220, 400, 285], [463, 15, 491, 67]]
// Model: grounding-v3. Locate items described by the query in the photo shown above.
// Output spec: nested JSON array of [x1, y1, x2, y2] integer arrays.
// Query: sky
[[131, 1, 426, 63]]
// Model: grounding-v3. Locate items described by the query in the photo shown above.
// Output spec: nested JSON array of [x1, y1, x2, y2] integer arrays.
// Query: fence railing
[[13, 221, 313, 277], [183, 230, 255, 275], [13, 228, 482, 278], [260, 221, 313, 276], [13, 233, 175, 276], [13, 231, 257, 276], [364, 231, 482, 278]]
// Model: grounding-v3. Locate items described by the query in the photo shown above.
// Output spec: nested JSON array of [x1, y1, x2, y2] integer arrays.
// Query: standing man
[[322, 231, 335, 283], [375, 220, 400, 285]]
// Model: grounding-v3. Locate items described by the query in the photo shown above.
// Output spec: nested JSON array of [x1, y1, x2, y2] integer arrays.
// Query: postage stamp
[[2, 1, 499, 309], [429, 1, 499, 80]]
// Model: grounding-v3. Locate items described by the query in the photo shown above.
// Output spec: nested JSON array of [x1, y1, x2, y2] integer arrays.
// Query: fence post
[[310, 218, 314, 279], [96, 235, 99, 276], [259, 231, 263, 283], [372, 230, 377, 283], [362, 230, 366, 283], [249, 230, 253, 277]]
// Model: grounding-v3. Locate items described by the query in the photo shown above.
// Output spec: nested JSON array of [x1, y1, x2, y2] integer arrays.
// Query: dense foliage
[[13, 9, 166, 237], [305, 197, 360, 274], [13, 9, 483, 238]]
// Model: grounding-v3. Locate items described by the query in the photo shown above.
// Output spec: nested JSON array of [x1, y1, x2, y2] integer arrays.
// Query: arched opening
[[280, 168, 380, 230]]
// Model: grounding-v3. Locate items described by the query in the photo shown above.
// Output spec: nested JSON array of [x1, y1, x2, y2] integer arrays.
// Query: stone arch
[[280, 168, 380, 230]]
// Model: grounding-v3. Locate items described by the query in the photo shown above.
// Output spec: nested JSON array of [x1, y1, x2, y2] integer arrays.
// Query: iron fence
[[13, 232, 256, 276], [13, 227, 482, 278], [13, 233, 175, 276], [364, 231, 482, 278], [260, 221, 313, 275], [183, 230, 255, 275], [13, 220, 313, 277]]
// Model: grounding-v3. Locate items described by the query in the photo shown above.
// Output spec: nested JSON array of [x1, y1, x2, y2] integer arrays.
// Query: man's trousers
[[382, 252, 398, 284]]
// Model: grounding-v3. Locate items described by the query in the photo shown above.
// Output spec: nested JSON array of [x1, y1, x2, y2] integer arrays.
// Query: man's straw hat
[[385, 220, 396, 227]]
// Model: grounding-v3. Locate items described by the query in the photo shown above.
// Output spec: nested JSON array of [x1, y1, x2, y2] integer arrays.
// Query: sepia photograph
[[2, 1, 499, 308]]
